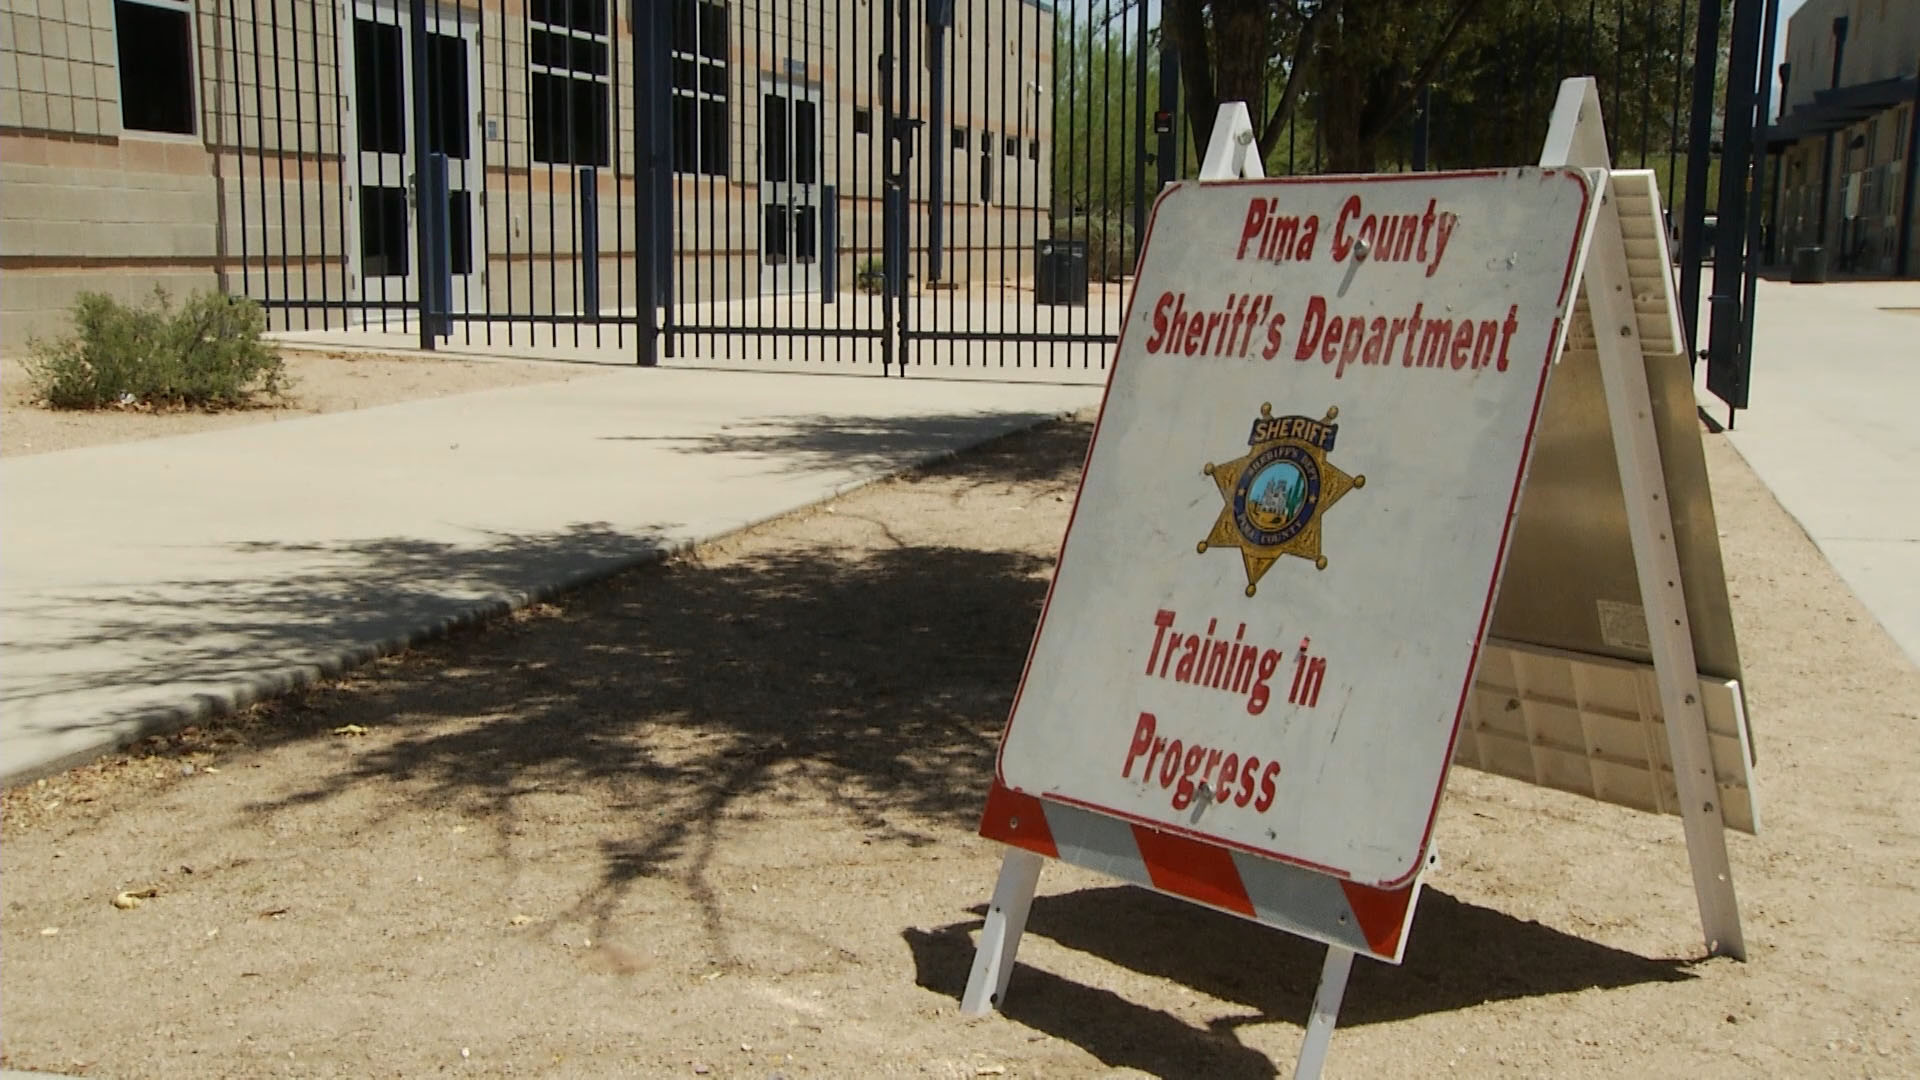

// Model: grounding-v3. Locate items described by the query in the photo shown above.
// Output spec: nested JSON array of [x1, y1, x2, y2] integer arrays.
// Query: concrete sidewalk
[[0, 366, 1100, 785], [1713, 278, 1920, 664]]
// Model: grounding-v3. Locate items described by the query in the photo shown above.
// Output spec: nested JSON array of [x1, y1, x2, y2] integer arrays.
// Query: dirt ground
[[2, 417, 1916, 1079], [0, 348, 588, 457]]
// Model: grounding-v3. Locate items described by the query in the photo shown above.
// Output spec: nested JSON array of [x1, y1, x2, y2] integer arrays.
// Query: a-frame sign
[[960, 79, 1757, 1078]]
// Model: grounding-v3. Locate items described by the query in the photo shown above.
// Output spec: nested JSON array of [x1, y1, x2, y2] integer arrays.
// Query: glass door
[[346, 1, 482, 314], [759, 79, 823, 295]]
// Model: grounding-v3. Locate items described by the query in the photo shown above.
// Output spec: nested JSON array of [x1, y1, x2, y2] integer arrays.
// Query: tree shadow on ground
[[904, 885, 1693, 1078], [3, 522, 674, 729], [191, 417, 1093, 935]]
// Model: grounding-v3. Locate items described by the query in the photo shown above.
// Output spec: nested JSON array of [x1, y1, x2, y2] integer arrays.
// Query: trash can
[[1790, 245, 1827, 284], [1035, 238, 1089, 306]]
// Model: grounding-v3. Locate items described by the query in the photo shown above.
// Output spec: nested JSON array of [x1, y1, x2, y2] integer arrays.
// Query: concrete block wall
[[0, 133, 222, 345], [1, 0, 122, 137]]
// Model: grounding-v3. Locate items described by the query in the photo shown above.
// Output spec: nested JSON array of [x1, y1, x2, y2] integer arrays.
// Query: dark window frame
[[670, 0, 729, 177], [529, 0, 612, 166], [113, 0, 197, 136]]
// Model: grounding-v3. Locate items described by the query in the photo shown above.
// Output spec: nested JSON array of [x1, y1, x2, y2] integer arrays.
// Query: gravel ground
[[2, 348, 589, 457], [1, 415, 1915, 1079]]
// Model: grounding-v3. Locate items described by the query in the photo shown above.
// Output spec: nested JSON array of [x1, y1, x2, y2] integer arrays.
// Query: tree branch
[[1370, 0, 1489, 138], [1259, 0, 1346, 157]]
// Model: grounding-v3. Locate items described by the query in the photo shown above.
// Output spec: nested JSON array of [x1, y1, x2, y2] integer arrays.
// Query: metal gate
[[216, 0, 1769, 409]]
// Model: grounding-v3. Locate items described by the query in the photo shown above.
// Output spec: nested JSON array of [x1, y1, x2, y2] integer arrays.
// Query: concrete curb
[[0, 408, 1081, 789]]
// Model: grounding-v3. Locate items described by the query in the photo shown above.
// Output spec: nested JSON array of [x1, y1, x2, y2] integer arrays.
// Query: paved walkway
[[0, 366, 1100, 785], [1716, 278, 1920, 665]]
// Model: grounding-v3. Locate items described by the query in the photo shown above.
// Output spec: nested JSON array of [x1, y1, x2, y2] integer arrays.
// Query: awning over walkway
[[1765, 75, 1919, 149]]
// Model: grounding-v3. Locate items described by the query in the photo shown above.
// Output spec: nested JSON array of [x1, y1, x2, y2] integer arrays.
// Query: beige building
[[0, 0, 1056, 346], [1766, 0, 1919, 277]]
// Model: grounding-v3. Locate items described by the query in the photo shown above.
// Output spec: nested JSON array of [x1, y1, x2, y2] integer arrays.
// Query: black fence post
[[1412, 85, 1431, 172], [1677, 0, 1724, 367], [879, 0, 901, 373], [425, 151, 452, 340], [1704, 0, 1766, 411], [1156, 46, 1180, 191], [1728, 0, 1784, 419], [1132, 0, 1149, 243], [631, 0, 669, 367], [925, 0, 951, 285], [822, 187, 839, 303], [408, 0, 435, 351], [1817, 17, 1850, 256], [580, 165, 600, 324]]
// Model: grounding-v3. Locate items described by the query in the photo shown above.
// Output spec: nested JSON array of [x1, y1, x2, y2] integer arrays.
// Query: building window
[[529, 0, 611, 166], [671, 0, 728, 176], [1028, 138, 1039, 161], [952, 127, 968, 150], [853, 108, 872, 135], [114, 0, 196, 135], [1004, 135, 1018, 158]]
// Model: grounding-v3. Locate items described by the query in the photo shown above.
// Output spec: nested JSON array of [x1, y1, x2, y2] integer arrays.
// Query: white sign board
[[997, 170, 1598, 888]]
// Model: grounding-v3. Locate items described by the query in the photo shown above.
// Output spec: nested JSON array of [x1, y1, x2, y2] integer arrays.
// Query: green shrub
[[854, 257, 887, 295], [26, 288, 286, 410], [1052, 213, 1139, 283]]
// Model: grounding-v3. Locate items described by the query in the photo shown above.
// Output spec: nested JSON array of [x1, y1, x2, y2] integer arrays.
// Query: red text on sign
[[1294, 297, 1522, 379], [1144, 609, 1327, 714], [1120, 711, 1282, 813]]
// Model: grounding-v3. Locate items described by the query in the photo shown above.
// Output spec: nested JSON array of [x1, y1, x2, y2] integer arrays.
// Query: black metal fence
[[216, 0, 1769, 406]]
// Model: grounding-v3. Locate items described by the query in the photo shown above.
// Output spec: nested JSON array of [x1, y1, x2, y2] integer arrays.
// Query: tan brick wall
[[0, 134, 222, 347]]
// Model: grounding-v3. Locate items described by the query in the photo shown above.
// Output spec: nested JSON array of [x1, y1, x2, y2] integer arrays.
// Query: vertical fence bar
[[1667, 0, 1689, 222], [1735, 0, 1784, 408], [522, 0, 536, 348], [609, 0, 621, 348], [290, 0, 313, 329], [880, 0, 895, 372], [564, 4, 579, 348], [731, 0, 743, 362], [227, 0, 251, 301], [475, 0, 491, 347], [581, 164, 600, 322], [1705, 0, 1768, 412], [247, 0, 272, 326], [1640, 0, 1655, 167], [1677, 0, 1723, 364], [1121, 0, 1136, 269], [632, 0, 661, 365], [543, 5, 558, 348], [502, 0, 517, 347], [268, 0, 291, 329], [329, 0, 349, 331], [967, 0, 979, 367]]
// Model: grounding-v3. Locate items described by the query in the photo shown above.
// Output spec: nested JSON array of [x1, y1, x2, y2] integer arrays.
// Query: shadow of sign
[[906, 885, 1694, 1077]]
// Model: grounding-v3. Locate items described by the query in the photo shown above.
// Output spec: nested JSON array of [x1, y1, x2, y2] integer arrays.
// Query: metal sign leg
[[960, 848, 1045, 1015], [1293, 946, 1356, 1080]]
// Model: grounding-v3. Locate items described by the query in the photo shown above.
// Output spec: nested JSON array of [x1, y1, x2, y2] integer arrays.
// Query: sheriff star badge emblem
[[1199, 404, 1365, 596]]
